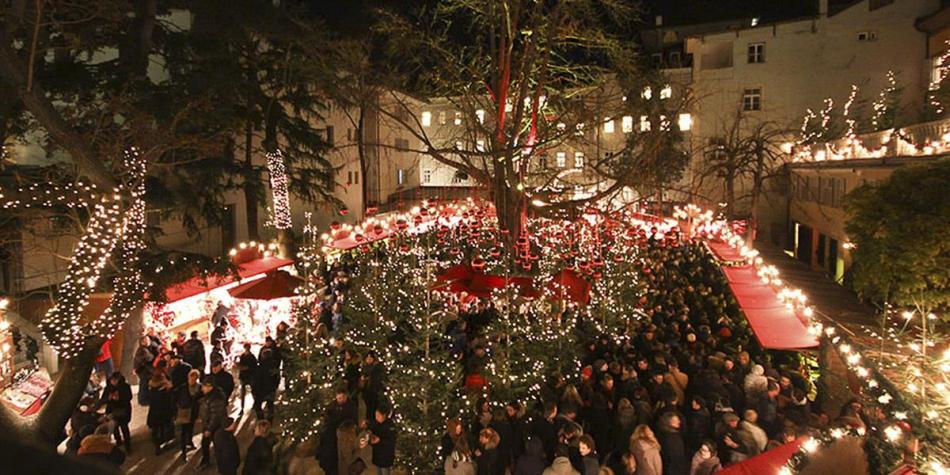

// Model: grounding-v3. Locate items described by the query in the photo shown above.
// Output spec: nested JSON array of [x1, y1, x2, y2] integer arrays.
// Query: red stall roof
[[717, 439, 804, 475], [707, 240, 745, 262], [159, 257, 294, 303], [722, 266, 818, 350]]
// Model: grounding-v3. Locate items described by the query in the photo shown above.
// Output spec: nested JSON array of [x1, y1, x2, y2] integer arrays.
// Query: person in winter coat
[[198, 379, 229, 469], [578, 435, 600, 475], [739, 410, 767, 455], [168, 354, 193, 389], [664, 360, 689, 406], [78, 424, 126, 467], [441, 418, 466, 460], [317, 386, 358, 475], [529, 401, 559, 463], [182, 331, 206, 373], [337, 419, 361, 475], [657, 413, 688, 475], [508, 401, 528, 461], [252, 347, 279, 421], [133, 336, 157, 406], [542, 446, 581, 475], [175, 369, 202, 459], [714, 413, 748, 465], [490, 408, 515, 470], [476, 427, 503, 475], [613, 398, 638, 452], [100, 372, 133, 451], [369, 403, 396, 475], [214, 417, 241, 475], [67, 397, 100, 454], [147, 372, 176, 454], [514, 437, 548, 475], [237, 343, 258, 414], [685, 396, 712, 452], [210, 360, 236, 400], [445, 436, 477, 475], [243, 420, 275, 475], [688, 441, 722, 475], [629, 425, 663, 475], [742, 365, 768, 400]]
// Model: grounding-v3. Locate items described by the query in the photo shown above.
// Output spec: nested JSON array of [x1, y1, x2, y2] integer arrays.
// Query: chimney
[[818, 0, 828, 17], [655, 15, 663, 27]]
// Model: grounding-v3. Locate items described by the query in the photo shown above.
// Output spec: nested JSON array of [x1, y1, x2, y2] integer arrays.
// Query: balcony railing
[[793, 117, 950, 162]]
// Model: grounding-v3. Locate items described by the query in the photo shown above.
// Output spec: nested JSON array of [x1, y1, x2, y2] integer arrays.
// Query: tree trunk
[[725, 172, 736, 217], [357, 104, 369, 211], [244, 119, 260, 241]]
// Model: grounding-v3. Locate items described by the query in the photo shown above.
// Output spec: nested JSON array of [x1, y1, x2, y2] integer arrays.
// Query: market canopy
[[707, 240, 745, 263], [717, 439, 804, 475], [159, 257, 294, 303], [722, 266, 818, 350], [228, 270, 303, 300], [548, 268, 592, 305]]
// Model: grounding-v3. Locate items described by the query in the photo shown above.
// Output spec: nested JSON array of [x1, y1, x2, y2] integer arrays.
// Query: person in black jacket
[[100, 372, 133, 452], [317, 386, 358, 474], [175, 369, 202, 460], [237, 343, 258, 415], [252, 347, 279, 421], [513, 436, 546, 475], [526, 401, 558, 463], [182, 331, 206, 373], [214, 417, 241, 475], [475, 427, 502, 475], [243, 420, 275, 475], [168, 354, 193, 389], [489, 408, 514, 471], [146, 372, 176, 455], [656, 412, 689, 475], [369, 403, 396, 475], [198, 380, 229, 469], [210, 360, 235, 400], [66, 397, 100, 454], [133, 336, 156, 406]]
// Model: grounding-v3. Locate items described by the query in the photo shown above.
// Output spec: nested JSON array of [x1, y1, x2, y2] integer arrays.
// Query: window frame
[[747, 43, 765, 64]]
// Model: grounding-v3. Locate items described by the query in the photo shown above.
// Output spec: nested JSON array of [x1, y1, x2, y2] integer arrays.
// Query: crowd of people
[[58, 232, 866, 475], [64, 321, 291, 474], [306, 239, 861, 475]]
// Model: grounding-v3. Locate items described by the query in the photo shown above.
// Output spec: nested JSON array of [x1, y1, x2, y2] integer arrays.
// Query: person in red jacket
[[94, 339, 114, 382]]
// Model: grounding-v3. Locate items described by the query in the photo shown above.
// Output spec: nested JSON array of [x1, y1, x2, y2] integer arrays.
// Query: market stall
[[144, 243, 299, 351]]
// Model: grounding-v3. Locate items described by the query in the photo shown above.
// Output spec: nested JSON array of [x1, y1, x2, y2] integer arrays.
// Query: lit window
[[622, 116, 633, 133], [455, 141, 464, 150], [576, 123, 585, 136], [557, 123, 566, 131], [556, 152, 567, 168], [678, 113, 692, 131], [604, 119, 615, 134], [742, 88, 762, 111], [476, 139, 485, 151], [397, 169, 406, 185], [476, 109, 485, 124], [505, 102, 513, 113], [660, 85, 672, 99], [454, 111, 462, 125], [642, 86, 652, 100], [421, 111, 432, 127], [438, 111, 446, 125], [659, 115, 670, 131], [639, 116, 651, 132], [574, 152, 584, 169], [422, 169, 432, 183], [748, 43, 765, 64]]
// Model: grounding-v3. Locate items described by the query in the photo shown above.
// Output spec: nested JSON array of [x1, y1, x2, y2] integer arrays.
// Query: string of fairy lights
[[676, 204, 947, 474], [0, 147, 149, 359], [266, 150, 293, 230]]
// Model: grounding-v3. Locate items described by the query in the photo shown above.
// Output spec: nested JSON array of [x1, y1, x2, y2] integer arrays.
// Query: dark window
[[326, 125, 335, 146], [747, 43, 765, 64], [742, 88, 762, 111], [347, 171, 353, 185], [221, 205, 236, 252]]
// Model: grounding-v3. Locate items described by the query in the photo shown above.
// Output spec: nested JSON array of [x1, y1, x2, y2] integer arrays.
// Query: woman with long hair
[[629, 425, 662, 475]]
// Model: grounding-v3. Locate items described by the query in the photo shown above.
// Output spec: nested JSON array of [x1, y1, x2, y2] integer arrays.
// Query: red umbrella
[[228, 270, 303, 300], [547, 268, 591, 305]]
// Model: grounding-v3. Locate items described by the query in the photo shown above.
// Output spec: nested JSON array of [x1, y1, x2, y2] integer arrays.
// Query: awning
[[228, 270, 303, 300], [160, 257, 294, 303], [707, 240, 745, 263], [717, 439, 804, 475], [548, 268, 591, 305], [723, 266, 818, 350]]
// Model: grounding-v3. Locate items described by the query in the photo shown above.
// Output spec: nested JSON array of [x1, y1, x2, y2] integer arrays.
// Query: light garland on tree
[[33, 147, 148, 359], [266, 150, 292, 230], [872, 70, 899, 131]]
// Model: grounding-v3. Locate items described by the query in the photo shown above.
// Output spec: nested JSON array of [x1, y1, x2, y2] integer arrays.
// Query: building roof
[[788, 155, 944, 171]]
